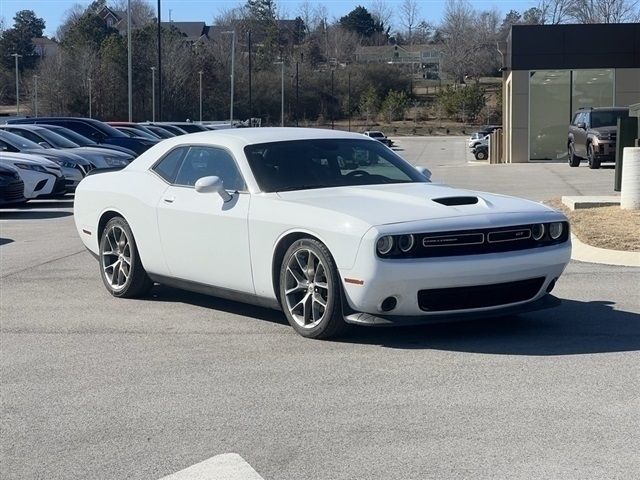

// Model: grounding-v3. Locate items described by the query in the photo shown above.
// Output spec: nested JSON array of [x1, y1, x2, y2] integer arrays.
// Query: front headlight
[[104, 157, 129, 167], [376, 236, 394, 255], [549, 222, 564, 240], [14, 162, 48, 173]]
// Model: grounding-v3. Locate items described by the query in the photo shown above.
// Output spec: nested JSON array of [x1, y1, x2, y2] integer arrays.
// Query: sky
[[0, 0, 536, 37]]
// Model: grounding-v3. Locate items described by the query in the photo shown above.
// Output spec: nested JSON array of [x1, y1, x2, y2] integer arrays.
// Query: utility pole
[[198, 71, 203, 123], [11, 53, 21, 115], [88, 77, 92, 118], [127, 0, 133, 121], [295, 61, 299, 127], [248, 30, 252, 123], [34, 75, 38, 118], [330, 68, 334, 130], [348, 71, 351, 132], [221, 31, 236, 124], [280, 61, 284, 127], [157, 0, 162, 121], [151, 66, 156, 122]]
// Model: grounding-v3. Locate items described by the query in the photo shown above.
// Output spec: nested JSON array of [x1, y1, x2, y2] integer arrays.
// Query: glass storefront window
[[529, 69, 614, 161], [529, 70, 570, 160], [572, 69, 614, 113]]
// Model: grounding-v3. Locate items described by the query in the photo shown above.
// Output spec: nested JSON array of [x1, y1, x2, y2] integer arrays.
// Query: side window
[[68, 121, 99, 140], [152, 147, 187, 183], [0, 140, 12, 151], [11, 129, 42, 144], [174, 146, 244, 191]]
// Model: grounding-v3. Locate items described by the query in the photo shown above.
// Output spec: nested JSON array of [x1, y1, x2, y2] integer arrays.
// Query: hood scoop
[[432, 196, 479, 206]]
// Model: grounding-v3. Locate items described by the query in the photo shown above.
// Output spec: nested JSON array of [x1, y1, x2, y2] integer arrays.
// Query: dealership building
[[501, 23, 640, 163]]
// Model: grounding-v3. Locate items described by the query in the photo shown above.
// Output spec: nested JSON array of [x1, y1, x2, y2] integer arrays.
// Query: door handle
[[163, 196, 175, 204]]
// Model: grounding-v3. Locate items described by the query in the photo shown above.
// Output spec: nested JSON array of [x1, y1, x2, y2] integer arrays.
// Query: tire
[[568, 143, 580, 167], [587, 144, 600, 169], [474, 150, 487, 160], [279, 238, 348, 339], [99, 216, 153, 298]]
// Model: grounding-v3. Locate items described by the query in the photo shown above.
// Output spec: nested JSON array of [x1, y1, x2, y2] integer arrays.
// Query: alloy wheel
[[284, 248, 330, 329], [101, 225, 132, 291]]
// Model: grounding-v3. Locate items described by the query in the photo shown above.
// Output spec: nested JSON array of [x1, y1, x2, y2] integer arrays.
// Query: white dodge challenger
[[74, 128, 571, 339]]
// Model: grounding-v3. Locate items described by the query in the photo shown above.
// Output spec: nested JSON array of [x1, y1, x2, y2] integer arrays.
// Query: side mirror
[[195, 176, 232, 202], [577, 122, 586, 130], [415, 165, 432, 181]]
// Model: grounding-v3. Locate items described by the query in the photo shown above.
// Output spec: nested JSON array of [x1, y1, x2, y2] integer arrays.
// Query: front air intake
[[432, 196, 479, 206]]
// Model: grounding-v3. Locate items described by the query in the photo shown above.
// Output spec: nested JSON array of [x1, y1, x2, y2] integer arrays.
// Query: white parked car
[[469, 134, 489, 149], [0, 152, 66, 199], [74, 128, 571, 339]]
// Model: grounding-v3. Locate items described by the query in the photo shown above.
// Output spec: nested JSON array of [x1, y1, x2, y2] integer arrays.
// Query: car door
[[155, 145, 254, 293]]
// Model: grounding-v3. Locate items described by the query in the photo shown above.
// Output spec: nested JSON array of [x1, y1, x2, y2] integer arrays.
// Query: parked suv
[[568, 107, 629, 169]]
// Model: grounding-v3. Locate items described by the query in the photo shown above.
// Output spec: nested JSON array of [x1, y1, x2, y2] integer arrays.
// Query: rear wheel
[[99, 217, 153, 298], [279, 239, 348, 339], [587, 144, 600, 169], [474, 149, 487, 160], [568, 143, 581, 167]]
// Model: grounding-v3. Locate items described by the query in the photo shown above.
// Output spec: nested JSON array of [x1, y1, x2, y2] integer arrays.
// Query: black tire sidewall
[[99, 217, 145, 298], [279, 239, 344, 339], [568, 144, 580, 167], [587, 144, 600, 169]]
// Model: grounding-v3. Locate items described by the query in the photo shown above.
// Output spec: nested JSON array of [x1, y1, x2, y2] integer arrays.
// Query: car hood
[[23, 148, 91, 166], [591, 126, 617, 134], [276, 182, 559, 227], [69, 147, 132, 159]]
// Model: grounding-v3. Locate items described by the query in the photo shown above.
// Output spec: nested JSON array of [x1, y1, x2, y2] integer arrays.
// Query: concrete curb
[[571, 234, 640, 267]]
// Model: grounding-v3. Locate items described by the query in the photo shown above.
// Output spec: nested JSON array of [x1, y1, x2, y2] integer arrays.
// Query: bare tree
[[111, 0, 155, 26], [399, 0, 420, 44], [369, 0, 393, 30], [537, 0, 572, 23], [568, 0, 640, 22]]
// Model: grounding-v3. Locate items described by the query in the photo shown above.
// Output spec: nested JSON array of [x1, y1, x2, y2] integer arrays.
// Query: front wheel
[[568, 143, 580, 167], [279, 239, 348, 339], [99, 217, 153, 298], [587, 144, 601, 169], [474, 149, 487, 160]]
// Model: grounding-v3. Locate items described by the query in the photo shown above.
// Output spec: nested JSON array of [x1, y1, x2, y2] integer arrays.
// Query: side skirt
[[148, 273, 281, 311]]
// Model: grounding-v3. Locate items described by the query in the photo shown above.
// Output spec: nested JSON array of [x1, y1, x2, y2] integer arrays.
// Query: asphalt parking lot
[[1, 136, 639, 480]]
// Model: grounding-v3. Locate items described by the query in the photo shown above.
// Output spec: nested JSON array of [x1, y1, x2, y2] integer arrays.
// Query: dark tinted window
[[245, 139, 424, 193], [174, 146, 244, 190], [66, 121, 101, 140], [8, 129, 43, 144], [153, 147, 187, 183], [173, 124, 206, 133], [45, 126, 97, 145], [591, 110, 629, 128]]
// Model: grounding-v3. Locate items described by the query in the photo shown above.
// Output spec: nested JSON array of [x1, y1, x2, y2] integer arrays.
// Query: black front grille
[[418, 277, 545, 312], [383, 222, 570, 259], [52, 176, 67, 194], [0, 180, 25, 202]]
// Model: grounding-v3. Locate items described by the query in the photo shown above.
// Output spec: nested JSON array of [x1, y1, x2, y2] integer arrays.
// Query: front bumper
[[0, 180, 26, 205], [341, 241, 571, 320], [593, 140, 615, 160], [344, 293, 561, 325]]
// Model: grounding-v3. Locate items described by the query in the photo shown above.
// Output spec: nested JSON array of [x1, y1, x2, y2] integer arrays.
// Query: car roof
[[175, 127, 371, 145], [127, 127, 378, 173]]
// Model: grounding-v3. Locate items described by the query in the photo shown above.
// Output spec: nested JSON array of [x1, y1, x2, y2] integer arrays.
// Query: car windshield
[[245, 139, 424, 193], [591, 110, 628, 128], [0, 129, 44, 150], [368, 132, 384, 137], [45, 126, 97, 146], [34, 128, 79, 148]]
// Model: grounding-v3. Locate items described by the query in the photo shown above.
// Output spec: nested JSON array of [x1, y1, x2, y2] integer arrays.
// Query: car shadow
[[338, 299, 640, 355], [0, 210, 72, 219], [144, 287, 640, 355], [148, 284, 288, 326]]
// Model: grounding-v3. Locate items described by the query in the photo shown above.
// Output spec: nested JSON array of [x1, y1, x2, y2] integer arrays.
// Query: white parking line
[[159, 453, 265, 480]]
